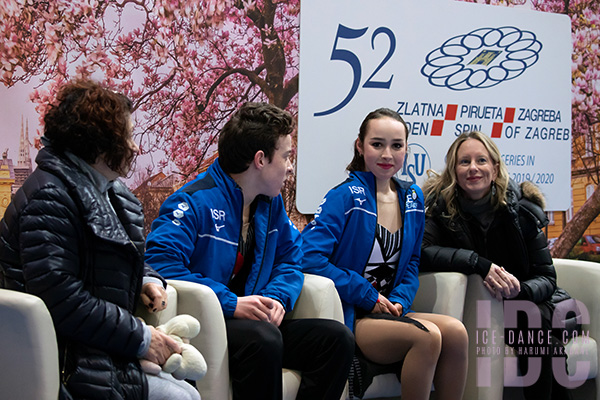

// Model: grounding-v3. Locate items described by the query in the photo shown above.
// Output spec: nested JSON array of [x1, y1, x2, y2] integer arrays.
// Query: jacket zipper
[[228, 199, 245, 284], [61, 345, 70, 384], [251, 201, 272, 295], [389, 186, 405, 294], [129, 238, 144, 310], [364, 190, 379, 276]]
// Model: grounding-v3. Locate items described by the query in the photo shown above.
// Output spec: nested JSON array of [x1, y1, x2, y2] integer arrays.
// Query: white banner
[[297, 0, 572, 214]]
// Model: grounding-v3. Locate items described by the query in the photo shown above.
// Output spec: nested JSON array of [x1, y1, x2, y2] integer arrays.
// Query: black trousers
[[226, 318, 354, 400]]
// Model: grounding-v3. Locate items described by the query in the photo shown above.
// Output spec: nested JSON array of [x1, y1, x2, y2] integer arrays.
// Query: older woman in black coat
[[0, 80, 199, 400], [421, 131, 570, 400]]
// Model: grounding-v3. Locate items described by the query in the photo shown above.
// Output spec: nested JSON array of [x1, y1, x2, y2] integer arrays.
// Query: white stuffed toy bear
[[140, 314, 208, 381]]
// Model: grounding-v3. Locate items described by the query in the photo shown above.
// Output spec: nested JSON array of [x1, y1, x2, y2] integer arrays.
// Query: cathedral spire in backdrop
[[18, 116, 31, 170]]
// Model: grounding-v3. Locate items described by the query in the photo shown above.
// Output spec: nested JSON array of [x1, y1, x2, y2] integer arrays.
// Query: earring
[[491, 181, 497, 197]]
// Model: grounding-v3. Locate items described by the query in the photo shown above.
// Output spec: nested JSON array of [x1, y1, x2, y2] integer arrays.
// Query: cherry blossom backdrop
[[1, 0, 299, 176], [0, 0, 598, 257]]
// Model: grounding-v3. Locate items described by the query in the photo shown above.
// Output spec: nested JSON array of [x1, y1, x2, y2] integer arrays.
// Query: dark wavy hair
[[347, 108, 409, 172], [218, 102, 295, 174], [43, 79, 134, 176]]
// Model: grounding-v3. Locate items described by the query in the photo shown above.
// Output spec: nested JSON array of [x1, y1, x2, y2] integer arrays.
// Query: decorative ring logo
[[421, 26, 542, 91]]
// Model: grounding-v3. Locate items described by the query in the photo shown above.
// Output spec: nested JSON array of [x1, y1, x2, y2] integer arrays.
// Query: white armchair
[[284, 273, 346, 398], [0, 289, 60, 400], [553, 258, 600, 400], [144, 274, 345, 400], [463, 274, 506, 400], [0, 286, 192, 400]]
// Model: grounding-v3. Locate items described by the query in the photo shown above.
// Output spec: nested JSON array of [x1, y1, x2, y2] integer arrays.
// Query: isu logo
[[398, 143, 431, 184]]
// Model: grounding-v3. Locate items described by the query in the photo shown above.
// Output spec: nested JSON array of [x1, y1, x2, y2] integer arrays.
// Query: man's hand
[[144, 326, 181, 366], [268, 301, 286, 327], [140, 283, 168, 313], [234, 295, 286, 327]]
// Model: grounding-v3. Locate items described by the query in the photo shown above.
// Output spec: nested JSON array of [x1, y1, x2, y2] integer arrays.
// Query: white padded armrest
[[285, 274, 344, 323], [0, 289, 60, 400], [554, 259, 600, 382], [554, 259, 600, 340], [413, 272, 468, 320], [165, 280, 230, 400]]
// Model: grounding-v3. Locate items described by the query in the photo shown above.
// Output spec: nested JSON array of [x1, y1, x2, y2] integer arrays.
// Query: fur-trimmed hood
[[507, 179, 548, 229], [520, 180, 546, 210]]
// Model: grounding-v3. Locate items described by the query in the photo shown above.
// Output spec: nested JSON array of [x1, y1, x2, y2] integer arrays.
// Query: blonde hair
[[422, 131, 509, 220]]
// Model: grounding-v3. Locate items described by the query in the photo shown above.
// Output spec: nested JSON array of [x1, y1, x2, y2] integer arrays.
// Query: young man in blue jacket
[[145, 102, 353, 399]]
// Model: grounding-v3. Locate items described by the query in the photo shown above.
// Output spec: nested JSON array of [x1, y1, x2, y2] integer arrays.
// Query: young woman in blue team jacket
[[301, 108, 468, 400]]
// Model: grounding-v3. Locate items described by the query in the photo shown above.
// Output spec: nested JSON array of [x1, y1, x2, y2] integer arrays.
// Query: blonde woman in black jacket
[[421, 131, 570, 400], [0, 80, 199, 400]]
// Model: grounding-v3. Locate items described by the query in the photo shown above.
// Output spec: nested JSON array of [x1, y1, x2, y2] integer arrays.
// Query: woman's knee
[[440, 317, 469, 353], [417, 321, 443, 359], [412, 314, 468, 354]]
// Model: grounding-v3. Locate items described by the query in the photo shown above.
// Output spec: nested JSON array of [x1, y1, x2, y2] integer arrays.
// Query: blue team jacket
[[301, 171, 425, 330], [145, 160, 304, 318]]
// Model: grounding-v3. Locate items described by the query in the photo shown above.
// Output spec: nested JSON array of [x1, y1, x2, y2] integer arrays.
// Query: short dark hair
[[218, 102, 295, 174], [43, 79, 134, 175], [347, 108, 409, 172]]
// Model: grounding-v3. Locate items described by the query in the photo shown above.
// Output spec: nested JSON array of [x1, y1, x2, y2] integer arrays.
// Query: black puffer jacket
[[0, 147, 162, 399], [421, 179, 556, 304]]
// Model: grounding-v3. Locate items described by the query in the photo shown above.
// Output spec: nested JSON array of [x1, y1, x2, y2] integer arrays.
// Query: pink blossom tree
[[0, 0, 299, 175], [0, 0, 302, 225], [533, 0, 600, 258]]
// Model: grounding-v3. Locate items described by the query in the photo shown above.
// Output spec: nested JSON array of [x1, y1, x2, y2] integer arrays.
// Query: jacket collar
[[350, 170, 410, 196], [348, 171, 375, 195], [64, 151, 112, 197], [209, 158, 244, 202], [209, 158, 272, 206], [35, 147, 137, 245]]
